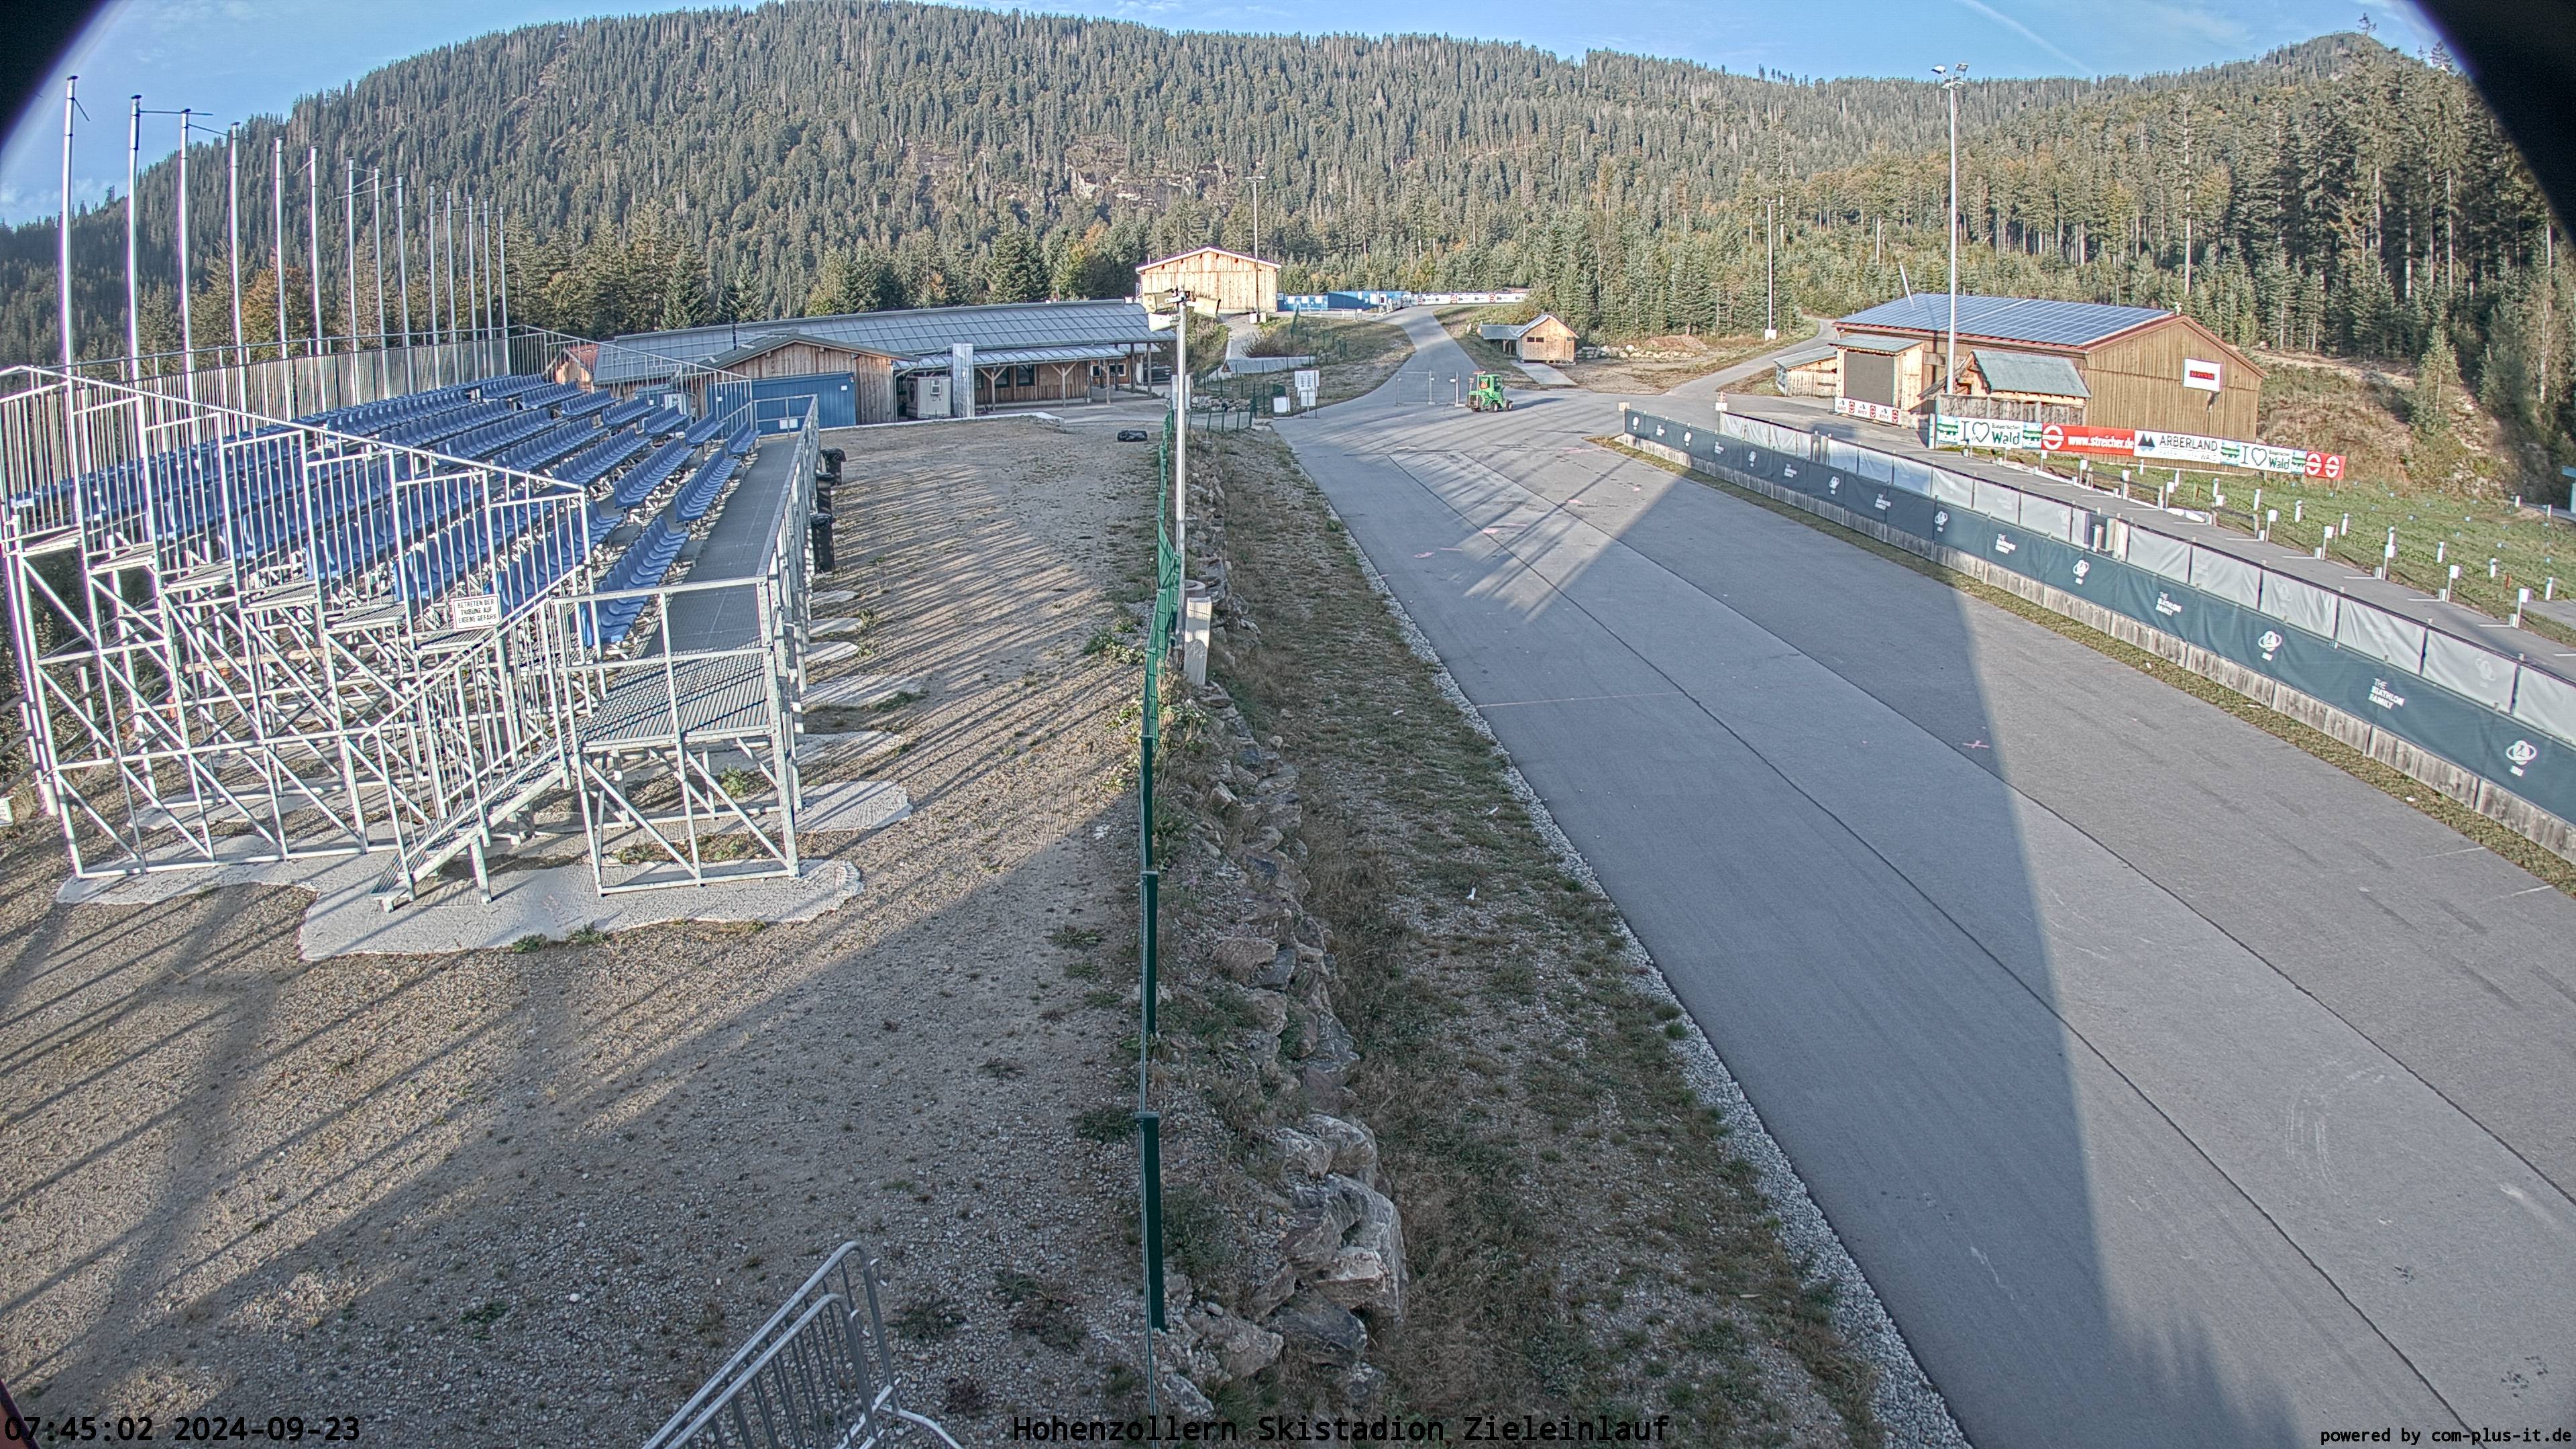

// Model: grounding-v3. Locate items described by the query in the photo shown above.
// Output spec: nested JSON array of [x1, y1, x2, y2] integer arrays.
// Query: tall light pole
[[1171, 288, 1189, 570], [178, 113, 197, 394], [370, 168, 386, 350], [227, 123, 245, 375], [395, 175, 414, 390], [1933, 62, 1968, 404], [1764, 197, 1776, 340], [125, 96, 141, 379], [58, 76, 77, 375], [342, 158, 358, 354], [306, 148, 323, 358], [271, 139, 288, 364]]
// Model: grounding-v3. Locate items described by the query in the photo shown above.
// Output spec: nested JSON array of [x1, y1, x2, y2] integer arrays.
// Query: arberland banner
[[2135, 429, 2347, 478]]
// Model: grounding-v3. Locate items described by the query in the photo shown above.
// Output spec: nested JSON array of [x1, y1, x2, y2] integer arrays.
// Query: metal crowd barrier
[[640, 1244, 959, 1449]]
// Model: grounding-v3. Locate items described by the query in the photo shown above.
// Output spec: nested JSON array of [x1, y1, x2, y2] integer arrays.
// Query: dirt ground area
[[1559, 328, 1817, 394], [1433, 309, 1536, 385], [0, 415, 1165, 1444]]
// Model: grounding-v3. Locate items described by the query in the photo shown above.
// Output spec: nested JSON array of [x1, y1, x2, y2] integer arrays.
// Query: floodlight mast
[[125, 96, 141, 380], [1172, 287, 1189, 570], [178, 113, 197, 400], [1934, 62, 1969, 404], [58, 76, 76, 375]]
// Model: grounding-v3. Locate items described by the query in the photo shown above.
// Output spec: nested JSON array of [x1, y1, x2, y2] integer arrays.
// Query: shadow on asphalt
[[1273, 312, 2329, 1447]]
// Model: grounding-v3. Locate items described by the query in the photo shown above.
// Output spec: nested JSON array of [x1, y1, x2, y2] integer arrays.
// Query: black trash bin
[[809, 504, 836, 573], [818, 446, 845, 481]]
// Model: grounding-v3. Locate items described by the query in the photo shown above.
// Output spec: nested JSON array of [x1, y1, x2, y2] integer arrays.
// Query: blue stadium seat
[[672, 453, 737, 523], [496, 420, 603, 474], [553, 431, 646, 489], [580, 516, 688, 646]]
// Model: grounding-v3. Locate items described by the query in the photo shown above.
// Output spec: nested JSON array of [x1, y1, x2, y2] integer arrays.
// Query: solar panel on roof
[[1837, 294, 2170, 348]]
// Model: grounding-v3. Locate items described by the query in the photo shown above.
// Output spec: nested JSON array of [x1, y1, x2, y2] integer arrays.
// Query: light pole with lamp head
[[1933, 62, 1968, 409]]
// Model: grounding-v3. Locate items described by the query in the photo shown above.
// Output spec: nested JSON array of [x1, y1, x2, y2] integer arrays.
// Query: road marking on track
[[1477, 690, 1688, 710]]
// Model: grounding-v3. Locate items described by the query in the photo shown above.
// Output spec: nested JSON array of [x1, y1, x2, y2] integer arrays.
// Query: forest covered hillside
[[1, 1, 2568, 488]]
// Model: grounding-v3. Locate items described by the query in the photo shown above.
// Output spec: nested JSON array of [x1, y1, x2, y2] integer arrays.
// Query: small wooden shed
[[1511, 313, 1578, 364], [699, 331, 902, 427]]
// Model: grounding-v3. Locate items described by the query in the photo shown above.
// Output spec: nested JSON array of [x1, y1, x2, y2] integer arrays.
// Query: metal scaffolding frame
[[0, 327, 818, 908]]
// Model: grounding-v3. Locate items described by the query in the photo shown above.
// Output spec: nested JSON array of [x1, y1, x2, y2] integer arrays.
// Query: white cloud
[[1947, 0, 2094, 74]]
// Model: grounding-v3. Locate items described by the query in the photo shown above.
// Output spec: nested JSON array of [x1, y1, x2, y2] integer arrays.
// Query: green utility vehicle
[[1468, 371, 1513, 411]]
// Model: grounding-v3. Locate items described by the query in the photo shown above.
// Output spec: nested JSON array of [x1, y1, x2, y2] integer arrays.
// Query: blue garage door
[[751, 372, 855, 431]]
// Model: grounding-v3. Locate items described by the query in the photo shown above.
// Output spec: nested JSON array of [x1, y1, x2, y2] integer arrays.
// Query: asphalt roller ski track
[[1274, 309, 2576, 1447]]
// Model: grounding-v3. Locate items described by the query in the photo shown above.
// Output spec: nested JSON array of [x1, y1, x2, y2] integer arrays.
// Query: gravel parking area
[[0, 414, 1160, 1445]]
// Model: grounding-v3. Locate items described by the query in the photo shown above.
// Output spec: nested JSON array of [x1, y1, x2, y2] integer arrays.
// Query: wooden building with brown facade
[[1136, 246, 1281, 317], [1833, 294, 2263, 437]]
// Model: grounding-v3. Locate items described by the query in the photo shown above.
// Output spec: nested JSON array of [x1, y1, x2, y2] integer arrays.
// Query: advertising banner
[[2135, 429, 2241, 467], [2135, 429, 2345, 480], [1834, 396, 1904, 426], [1931, 415, 2047, 451], [2040, 423, 2137, 457], [1923, 411, 2345, 478]]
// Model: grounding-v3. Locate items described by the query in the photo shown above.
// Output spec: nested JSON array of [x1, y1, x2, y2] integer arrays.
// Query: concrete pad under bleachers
[[802, 673, 922, 708], [58, 851, 862, 961]]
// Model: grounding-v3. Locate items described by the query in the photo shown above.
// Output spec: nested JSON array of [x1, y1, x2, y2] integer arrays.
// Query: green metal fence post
[[1136, 1109, 1166, 1330], [1139, 867, 1159, 1038], [1138, 722, 1155, 869]]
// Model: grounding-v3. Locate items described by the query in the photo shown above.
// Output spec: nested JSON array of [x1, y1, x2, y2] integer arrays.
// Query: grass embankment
[[1432, 307, 1535, 384], [1997, 449, 2576, 642], [1600, 435, 2576, 898], [1189, 429, 1888, 1444], [1248, 315, 1413, 406]]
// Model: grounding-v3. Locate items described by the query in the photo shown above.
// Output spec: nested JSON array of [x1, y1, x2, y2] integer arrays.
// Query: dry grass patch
[[1195, 429, 1884, 1444]]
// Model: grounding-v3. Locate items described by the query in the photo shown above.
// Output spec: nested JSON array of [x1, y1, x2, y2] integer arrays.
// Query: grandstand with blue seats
[[1, 325, 823, 905]]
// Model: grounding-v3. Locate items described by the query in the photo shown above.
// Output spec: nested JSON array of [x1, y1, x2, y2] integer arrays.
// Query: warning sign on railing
[[451, 593, 501, 631]]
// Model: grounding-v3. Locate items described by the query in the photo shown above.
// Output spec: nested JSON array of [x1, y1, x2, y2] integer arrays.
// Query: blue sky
[[3, 0, 2443, 225]]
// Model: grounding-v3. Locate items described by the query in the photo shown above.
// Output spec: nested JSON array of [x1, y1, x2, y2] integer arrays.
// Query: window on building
[[1014, 366, 1036, 387]]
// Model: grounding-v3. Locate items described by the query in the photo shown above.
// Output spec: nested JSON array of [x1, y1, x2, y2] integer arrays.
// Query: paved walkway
[[1657, 322, 1839, 410], [1515, 359, 1573, 386], [650, 437, 798, 655], [1276, 308, 2576, 1448]]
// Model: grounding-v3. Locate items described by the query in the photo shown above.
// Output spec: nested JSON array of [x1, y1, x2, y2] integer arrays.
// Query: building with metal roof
[[1968, 348, 2090, 399], [1829, 293, 2261, 436], [1833, 332, 1929, 356], [594, 301, 1169, 425], [1475, 313, 1575, 364], [1839, 294, 2173, 349]]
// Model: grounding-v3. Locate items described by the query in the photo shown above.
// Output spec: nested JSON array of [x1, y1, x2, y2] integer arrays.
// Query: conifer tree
[[2412, 331, 2461, 443]]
